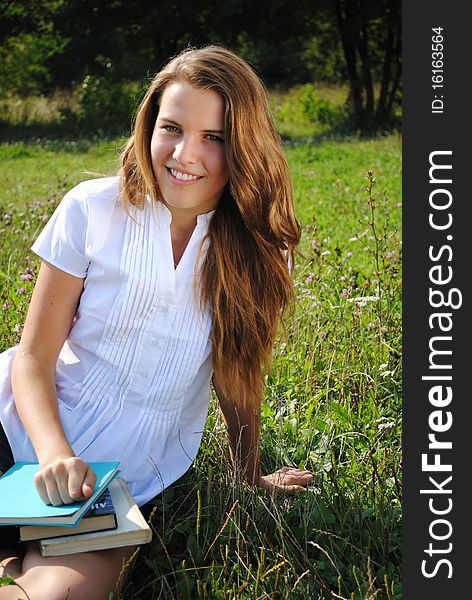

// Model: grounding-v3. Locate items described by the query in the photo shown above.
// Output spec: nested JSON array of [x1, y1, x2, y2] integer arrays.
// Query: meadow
[[0, 89, 402, 599]]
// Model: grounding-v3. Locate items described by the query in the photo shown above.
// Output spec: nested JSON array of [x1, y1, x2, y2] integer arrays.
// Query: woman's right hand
[[34, 456, 97, 506]]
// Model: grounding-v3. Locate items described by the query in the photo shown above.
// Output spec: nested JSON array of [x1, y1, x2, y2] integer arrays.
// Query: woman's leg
[[0, 543, 137, 600], [0, 551, 23, 580]]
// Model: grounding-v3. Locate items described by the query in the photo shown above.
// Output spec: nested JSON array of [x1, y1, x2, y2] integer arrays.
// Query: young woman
[[0, 46, 313, 599]]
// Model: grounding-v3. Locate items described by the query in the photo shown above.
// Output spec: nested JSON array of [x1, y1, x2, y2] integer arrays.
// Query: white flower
[[347, 295, 380, 306]]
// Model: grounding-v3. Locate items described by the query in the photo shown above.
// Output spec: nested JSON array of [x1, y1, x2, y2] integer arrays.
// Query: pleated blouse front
[[0, 177, 215, 505]]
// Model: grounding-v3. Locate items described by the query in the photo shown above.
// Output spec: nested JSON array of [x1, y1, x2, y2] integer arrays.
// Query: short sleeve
[[31, 183, 90, 278]]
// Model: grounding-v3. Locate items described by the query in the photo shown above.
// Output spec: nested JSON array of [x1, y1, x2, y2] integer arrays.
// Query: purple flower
[[305, 272, 315, 284], [311, 239, 318, 250], [25, 267, 32, 274], [380, 326, 387, 334], [367, 322, 375, 329], [20, 274, 26, 280], [319, 331, 327, 339], [25, 273, 33, 281], [386, 251, 395, 259], [342, 288, 349, 298], [2, 303, 10, 310], [346, 251, 353, 257], [339, 275, 347, 282], [18, 287, 26, 295]]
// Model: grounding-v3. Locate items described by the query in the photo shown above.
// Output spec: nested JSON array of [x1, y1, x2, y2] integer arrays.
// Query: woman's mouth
[[166, 167, 203, 185]]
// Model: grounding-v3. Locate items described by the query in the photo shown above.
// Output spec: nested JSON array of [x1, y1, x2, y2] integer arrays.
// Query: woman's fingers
[[34, 467, 65, 506], [33, 457, 95, 505], [46, 476, 66, 506], [259, 466, 314, 495], [67, 458, 92, 500], [284, 470, 314, 485], [81, 465, 97, 498], [33, 472, 52, 505], [272, 467, 314, 486]]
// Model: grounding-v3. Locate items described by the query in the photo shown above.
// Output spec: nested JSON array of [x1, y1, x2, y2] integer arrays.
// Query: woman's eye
[[206, 134, 224, 143], [162, 125, 180, 133]]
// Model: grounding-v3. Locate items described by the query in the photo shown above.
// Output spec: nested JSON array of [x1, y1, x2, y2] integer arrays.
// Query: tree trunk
[[335, 0, 363, 120], [356, 0, 374, 117], [376, 0, 401, 121], [386, 23, 402, 117]]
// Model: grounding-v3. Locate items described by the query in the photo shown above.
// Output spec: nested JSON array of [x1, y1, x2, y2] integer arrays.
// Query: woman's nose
[[173, 136, 198, 164]]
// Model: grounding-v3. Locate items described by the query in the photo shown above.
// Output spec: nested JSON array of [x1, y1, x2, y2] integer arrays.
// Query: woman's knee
[[16, 544, 137, 600]]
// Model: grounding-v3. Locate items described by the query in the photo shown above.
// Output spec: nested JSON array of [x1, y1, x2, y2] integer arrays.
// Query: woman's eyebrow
[[158, 117, 224, 134]]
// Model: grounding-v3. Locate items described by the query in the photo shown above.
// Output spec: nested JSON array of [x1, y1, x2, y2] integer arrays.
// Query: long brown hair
[[120, 46, 301, 409]]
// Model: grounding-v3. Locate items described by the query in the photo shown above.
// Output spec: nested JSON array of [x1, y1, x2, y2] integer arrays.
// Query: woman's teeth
[[170, 169, 200, 181]]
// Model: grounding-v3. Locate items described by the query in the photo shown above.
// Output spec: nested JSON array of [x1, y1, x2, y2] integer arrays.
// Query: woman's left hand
[[259, 466, 314, 494]]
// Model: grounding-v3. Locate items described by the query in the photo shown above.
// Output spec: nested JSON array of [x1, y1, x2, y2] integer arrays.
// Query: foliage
[[0, 0, 402, 131], [0, 28, 66, 96], [300, 19, 346, 85], [60, 61, 142, 134], [333, 0, 402, 127], [0, 132, 402, 598], [298, 85, 340, 126]]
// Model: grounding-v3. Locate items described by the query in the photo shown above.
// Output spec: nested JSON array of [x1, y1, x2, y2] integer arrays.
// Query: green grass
[[0, 97, 401, 599], [0, 138, 125, 207]]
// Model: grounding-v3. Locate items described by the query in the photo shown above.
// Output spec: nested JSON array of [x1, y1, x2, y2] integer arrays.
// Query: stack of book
[[0, 462, 152, 557]]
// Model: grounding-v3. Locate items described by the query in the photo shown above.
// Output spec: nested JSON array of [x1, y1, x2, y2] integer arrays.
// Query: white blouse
[[0, 177, 215, 505]]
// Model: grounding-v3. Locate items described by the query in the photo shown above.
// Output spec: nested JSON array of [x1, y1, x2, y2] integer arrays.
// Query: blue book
[[19, 487, 117, 541], [0, 461, 120, 527]]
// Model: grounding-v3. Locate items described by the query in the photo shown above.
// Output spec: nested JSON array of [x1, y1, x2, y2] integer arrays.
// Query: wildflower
[[380, 326, 387, 334], [14, 324, 22, 334], [339, 275, 347, 282], [319, 331, 327, 339], [341, 288, 349, 298], [2, 303, 10, 310], [346, 251, 353, 257], [367, 322, 376, 329], [305, 272, 315, 284], [347, 295, 380, 306], [386, 251, 395, 259], [25, 267, 32, 274], [18, 287, 26, 295], [376, 417, 395, 431], [311, 239, 319, 250]]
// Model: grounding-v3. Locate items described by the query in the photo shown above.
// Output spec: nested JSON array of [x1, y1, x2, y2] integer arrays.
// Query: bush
[[60, 61, 139, 134], [0, 30, 66, 97], [298, 84, 339, 125]]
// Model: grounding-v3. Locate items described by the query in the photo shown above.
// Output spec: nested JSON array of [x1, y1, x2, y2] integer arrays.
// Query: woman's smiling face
[[150, 80, 230, 217]]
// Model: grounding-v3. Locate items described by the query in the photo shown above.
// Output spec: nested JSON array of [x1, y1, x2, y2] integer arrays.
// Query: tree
[[0, 0, 66, 95], [334, 0, 401, 126]]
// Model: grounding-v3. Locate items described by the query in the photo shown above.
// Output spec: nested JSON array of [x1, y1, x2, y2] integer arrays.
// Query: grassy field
[[0, 95, 402, 599]]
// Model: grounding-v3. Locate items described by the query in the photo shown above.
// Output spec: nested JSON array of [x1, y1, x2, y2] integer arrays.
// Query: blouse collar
[[150, 197, 216, 229]]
